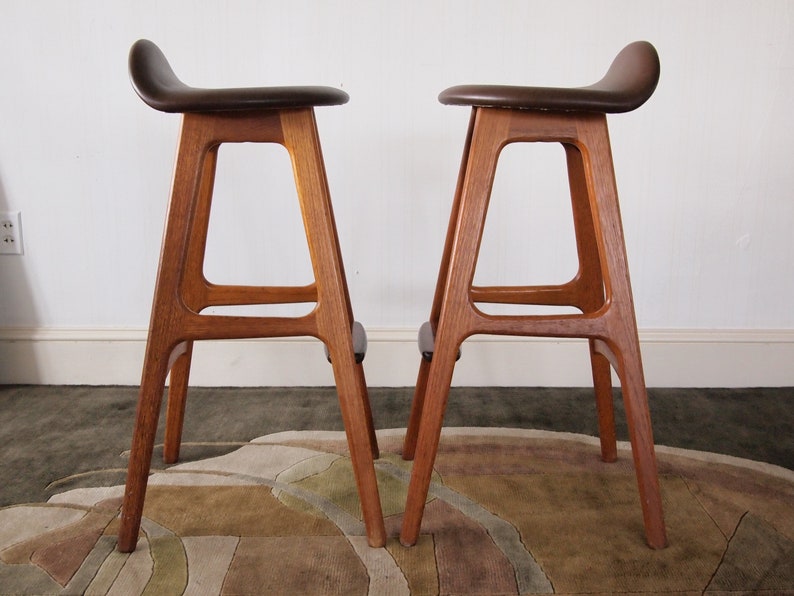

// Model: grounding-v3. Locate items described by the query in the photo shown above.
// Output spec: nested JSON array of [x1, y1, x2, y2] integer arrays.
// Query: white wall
[[0, 1, 792, 385]]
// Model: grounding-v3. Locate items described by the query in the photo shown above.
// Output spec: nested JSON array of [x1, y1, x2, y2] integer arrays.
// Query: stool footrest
[[418, 321, 462, 362], [203, 282, 318, 307], [471, 283, 589, 309], [325, 321, 368, 364]]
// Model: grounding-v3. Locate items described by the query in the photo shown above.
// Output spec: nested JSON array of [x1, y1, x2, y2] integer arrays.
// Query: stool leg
[[580, 116, 667, 548], [327, 333, 386, 546], [621, 346, 667, 549], [401, 108, 506, 546], [565, 143, 618, 462], [589, 342, 618, 462], [403, 111, 477, 461], [356, 361, 380, 461], [118, 339, 185, 552], [162, 342, 193, 464], [402, 357, 430, 460], [600, 333, 667, 549], [282, 108, 385, 547], [162, 146, 218, 464], [119, 117, 210, 553], [400, 330, 462, 546]]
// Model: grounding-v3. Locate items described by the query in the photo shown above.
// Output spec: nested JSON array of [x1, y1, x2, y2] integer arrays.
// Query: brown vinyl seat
[[401, 41, 668, 550], [129, 39, 349, 112], [437, 41, 659, 113], [118, 39, 386, 552]]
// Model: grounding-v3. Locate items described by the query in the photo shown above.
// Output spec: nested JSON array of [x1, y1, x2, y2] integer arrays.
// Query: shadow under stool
[[401, 41, 668, 549], [117, 40, 386, 552]]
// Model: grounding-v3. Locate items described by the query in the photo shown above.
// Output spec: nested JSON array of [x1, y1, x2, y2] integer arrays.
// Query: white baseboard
[[0, 327, 792, 387]]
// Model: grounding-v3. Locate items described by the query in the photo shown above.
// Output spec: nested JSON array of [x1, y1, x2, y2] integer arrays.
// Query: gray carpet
[[0, 385, 792, 508]]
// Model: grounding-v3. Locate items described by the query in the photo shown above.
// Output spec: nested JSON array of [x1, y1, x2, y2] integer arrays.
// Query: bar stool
[[117, 40, 386, 552], [401, 41, 667, 549]]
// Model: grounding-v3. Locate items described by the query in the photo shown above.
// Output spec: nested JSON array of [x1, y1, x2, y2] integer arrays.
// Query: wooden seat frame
[[400, 107, 668, 549], [117, 108, 387, 552]]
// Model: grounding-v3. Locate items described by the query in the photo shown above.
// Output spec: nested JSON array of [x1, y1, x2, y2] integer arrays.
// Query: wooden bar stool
[[401, 42, 667, 549], [117, 40, 386, 552]]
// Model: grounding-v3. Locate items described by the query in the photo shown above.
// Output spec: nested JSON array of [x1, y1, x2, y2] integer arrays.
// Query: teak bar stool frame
[[401, 42, 667, 549], [117, 40, 386, 552]]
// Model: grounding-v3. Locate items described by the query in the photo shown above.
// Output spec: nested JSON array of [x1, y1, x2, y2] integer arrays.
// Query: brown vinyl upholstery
[[438, 41, 659, 113], [128, 39, 349, 113]]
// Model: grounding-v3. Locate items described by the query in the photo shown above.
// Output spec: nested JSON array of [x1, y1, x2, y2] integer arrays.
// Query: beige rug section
[[1, 428, 792, 595]]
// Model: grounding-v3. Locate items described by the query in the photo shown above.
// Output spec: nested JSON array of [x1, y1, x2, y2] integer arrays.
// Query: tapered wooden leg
[[327, 337, 386, 547], [403, 112, 476, 462], [355, 361, 379, 460], [118, 338, 178, 552], [580, 115, 666, 548], [284, 107, 385, 546], [565, 143, 617, 463], [163, 341, 193, 464], [119, 115, 210, 553], [402, 357, 430, 460], [611, 338, 667, 549], [160, 142, 215, 466], [400, 334, 460, 546], [402, 107, 507, 546], [589, 341, 618, 462]]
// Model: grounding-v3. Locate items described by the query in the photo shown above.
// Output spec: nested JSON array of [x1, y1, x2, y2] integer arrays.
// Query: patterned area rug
[[1, 428, 793, 595]]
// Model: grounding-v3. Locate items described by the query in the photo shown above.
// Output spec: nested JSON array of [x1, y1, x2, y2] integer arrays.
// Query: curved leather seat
[[128, 39, 349, 113], [439, 41, 659, 113]]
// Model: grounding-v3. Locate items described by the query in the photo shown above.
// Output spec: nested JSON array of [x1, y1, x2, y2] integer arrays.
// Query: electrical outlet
[[0, 211, 23, 255]]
